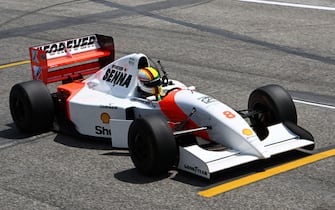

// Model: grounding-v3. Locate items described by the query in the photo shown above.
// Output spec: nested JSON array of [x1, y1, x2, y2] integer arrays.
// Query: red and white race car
[[9, 34, 314, 178]]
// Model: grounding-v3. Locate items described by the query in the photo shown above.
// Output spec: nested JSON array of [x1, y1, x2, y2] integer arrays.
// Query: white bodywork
[[178, 123, 313, 178], [66, 53, 184, 145], [65, 53, 314, 179], [164, 89, 313, 178]]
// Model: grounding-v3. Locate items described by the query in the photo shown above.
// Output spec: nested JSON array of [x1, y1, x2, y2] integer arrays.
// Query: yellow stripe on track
[[198, 149, 335, 198], [0, 60, 30, 69]]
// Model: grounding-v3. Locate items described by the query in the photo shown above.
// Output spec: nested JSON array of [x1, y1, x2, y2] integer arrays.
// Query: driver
[[138, 67, 162, 100]]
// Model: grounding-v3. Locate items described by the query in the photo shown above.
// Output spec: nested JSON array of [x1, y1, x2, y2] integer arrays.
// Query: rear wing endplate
[[29, 34, 114, 84]]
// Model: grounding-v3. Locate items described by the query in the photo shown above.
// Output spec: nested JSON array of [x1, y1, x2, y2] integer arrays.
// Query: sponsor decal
[[30, 49, 46, 80], [95, 113, 112, 136], [184, 164, 208, 176], [31, 49, 39, 64], [100, 112, 111, 124], [99, 105, 118, 109], [197, 96, 216, 104], [242, 128, 253, 136], [87, 81, 98, 89], [129, 57, 135, 65], [33, 66, 42, 79], [102, 65, 132, 88], [37, 35, 96, 56], [95, 126, 111, 136]]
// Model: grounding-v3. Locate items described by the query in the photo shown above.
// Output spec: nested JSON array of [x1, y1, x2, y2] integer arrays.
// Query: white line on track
[[240, 0, 335, 11], [293, 99, 335, 110]]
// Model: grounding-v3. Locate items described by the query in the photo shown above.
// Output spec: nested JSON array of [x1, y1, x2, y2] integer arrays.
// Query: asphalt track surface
[[0, 0, 334, 209]]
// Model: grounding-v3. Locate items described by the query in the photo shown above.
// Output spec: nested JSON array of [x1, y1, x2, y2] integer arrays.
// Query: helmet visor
[[142, 77, 162, 88]]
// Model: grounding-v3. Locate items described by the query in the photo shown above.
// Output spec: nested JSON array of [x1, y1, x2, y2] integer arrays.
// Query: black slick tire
[[9, 80, 54, 133], [248, 84, 297, 139], [128, 115, 177, 176]]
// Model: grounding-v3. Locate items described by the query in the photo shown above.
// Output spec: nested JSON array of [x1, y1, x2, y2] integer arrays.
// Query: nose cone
[[246, 136, 271, 159]]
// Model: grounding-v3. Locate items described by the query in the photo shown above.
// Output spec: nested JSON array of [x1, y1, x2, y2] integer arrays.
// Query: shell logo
[[101, 113, 111, 124], [242, 128, 253, 136]]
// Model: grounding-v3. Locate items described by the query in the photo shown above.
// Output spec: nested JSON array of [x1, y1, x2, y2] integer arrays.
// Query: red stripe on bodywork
[[57, 81, 85, 120], [159, 90, 210, 140], [159, 90, 186, 122]]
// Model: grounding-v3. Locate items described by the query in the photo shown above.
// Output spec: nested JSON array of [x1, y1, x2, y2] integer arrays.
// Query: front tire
[[9, 80, 54, 133], [128, 115, 177, 176], [248, 84, 297, 139]]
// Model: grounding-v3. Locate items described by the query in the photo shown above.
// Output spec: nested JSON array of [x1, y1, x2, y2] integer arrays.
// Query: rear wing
[[29, 34, 114, 84]]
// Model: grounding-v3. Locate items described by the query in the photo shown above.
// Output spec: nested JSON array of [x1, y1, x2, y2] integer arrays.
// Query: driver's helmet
[[138, 67, 162, 97]]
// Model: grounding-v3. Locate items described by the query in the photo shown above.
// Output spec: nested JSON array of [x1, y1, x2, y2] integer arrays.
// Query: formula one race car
[[9, 34, 315, 178]]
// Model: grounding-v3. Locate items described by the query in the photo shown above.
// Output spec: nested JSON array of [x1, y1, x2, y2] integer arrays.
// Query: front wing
[[177, 123, 314, 179]]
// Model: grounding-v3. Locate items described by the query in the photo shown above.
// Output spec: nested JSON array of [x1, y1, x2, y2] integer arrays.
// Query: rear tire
[[9, 80, 54, 133], [128, 115, 177, 176], [248, 84, 297, 139]]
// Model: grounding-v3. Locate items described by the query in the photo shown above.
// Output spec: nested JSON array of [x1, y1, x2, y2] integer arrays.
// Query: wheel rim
[[132, 133, 151, 163], [253, 103, 275, 126], [12, 96, 27, 123]]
